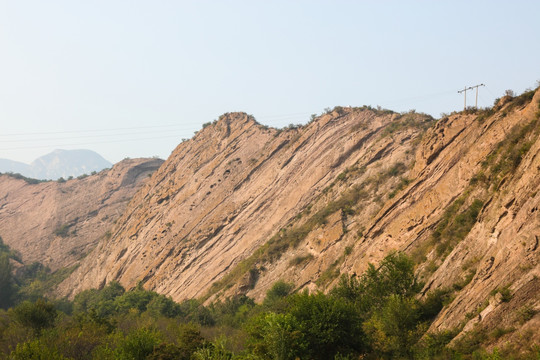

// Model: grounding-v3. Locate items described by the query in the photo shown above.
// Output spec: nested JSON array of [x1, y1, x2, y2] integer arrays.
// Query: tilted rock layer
[[40, 88, 540, 343], [59, 109, 431, 299], [0, 158, 163, 270]]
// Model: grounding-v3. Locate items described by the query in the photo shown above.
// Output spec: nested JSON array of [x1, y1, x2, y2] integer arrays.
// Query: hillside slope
[[57, 88, 540, 345], [59, 109, 432, 299], [0, 158, 163, 270]]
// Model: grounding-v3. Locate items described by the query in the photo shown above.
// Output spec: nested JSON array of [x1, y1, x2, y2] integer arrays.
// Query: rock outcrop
[[0, 158, 163, 270], [7, 87, 539, 345], [59, 109, 433, 300]]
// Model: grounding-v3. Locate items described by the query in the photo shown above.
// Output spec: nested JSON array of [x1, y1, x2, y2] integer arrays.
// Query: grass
[[490, 327, 515, 340], [481, 116, 539, 189], [490, 285, 512, 302], [515, 305, 537, 324], [203, 141, 419, 300], [505, 89, 536, 112], [289, 254, 314, 267], [452, 269, 476, 291], [204, 164, 392, 300], [54, 224, 72, 238], [315, 258, 343, 287], [379, 112, 433, 138], [432, 198, 484, 258], [413, 191, 484, 277], [388, 177, 411, 199]]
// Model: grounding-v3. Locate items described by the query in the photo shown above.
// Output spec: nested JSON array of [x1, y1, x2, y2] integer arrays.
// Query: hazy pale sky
[[1, 1, 539, 164]]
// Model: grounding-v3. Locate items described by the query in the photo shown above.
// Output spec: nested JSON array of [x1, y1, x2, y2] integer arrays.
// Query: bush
[[289, 254, 314, 267], [1, 172, 46, 184], [192, 337, 233, 360], [413, 330, 458, 359], [492, 285, 512, 303], [53, 224, 71, 238], [516, 304, 537, 324]]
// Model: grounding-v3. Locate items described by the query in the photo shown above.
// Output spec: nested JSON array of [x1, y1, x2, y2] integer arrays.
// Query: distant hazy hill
[[0, 149, 112, 180], [0, 159, 31, 175]]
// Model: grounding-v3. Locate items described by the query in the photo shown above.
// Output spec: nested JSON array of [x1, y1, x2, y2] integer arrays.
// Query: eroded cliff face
[[56, 88, 540, 344], [0, 158, 163, 270], [336, 89, 540, 345], [59, 109, 432, 300]]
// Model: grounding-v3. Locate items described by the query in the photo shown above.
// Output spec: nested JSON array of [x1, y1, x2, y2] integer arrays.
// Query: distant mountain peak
[[0, 149, 112, 180]]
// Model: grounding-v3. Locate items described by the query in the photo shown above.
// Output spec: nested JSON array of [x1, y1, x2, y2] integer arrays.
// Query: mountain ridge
[[0, 149, 112, 180], [2, 88, 539, 349], [58, 108, 434, 299], [0, 157, 163, 271], [56, 88, 540, 346]]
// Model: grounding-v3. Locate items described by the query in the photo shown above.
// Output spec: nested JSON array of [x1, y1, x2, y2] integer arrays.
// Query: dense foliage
[[2, 245, 538, 359]]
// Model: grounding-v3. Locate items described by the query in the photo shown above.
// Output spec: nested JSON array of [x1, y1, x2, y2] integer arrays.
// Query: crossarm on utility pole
[[458, 84, 485, 110]]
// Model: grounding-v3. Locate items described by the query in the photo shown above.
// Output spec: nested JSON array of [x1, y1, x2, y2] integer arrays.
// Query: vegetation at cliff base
[[1, 243, 538, 359]]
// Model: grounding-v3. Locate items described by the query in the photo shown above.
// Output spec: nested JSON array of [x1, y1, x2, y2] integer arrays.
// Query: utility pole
[[458, 86, 473, 110], [458, 84, 485, 110], [471, 83, 485, 108]]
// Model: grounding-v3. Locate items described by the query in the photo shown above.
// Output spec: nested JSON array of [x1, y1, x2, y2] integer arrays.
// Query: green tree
[[0, 253, 14, 309], [363, 295, 424, 358], [288, 292, 364, 360], [192, 337, 233, 360], [333, 252, 421, 315], [264, 281, 294, 305], [73, 281, 125, 316], [148, 343, 186, 360], [145, 295, 181, 318], [114, 327, 162, 360], [54, 317, 111, 360], [114, 286, 156, 314], [175, 323, 205, 358], [246, 312, 303, 360], [178, 299, 215, 326], [10, 338, 67, 360], [12, 299, 57, 335]]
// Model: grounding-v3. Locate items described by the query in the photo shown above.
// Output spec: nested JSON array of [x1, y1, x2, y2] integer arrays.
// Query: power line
[[0, 128, 190, 143], [0, 122, 195, 138], [381, 90, 456, 107], [0, 133, 188, 151]]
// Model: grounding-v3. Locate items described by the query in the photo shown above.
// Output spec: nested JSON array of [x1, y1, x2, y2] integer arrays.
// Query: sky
[[1, 1, 539, 164]]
